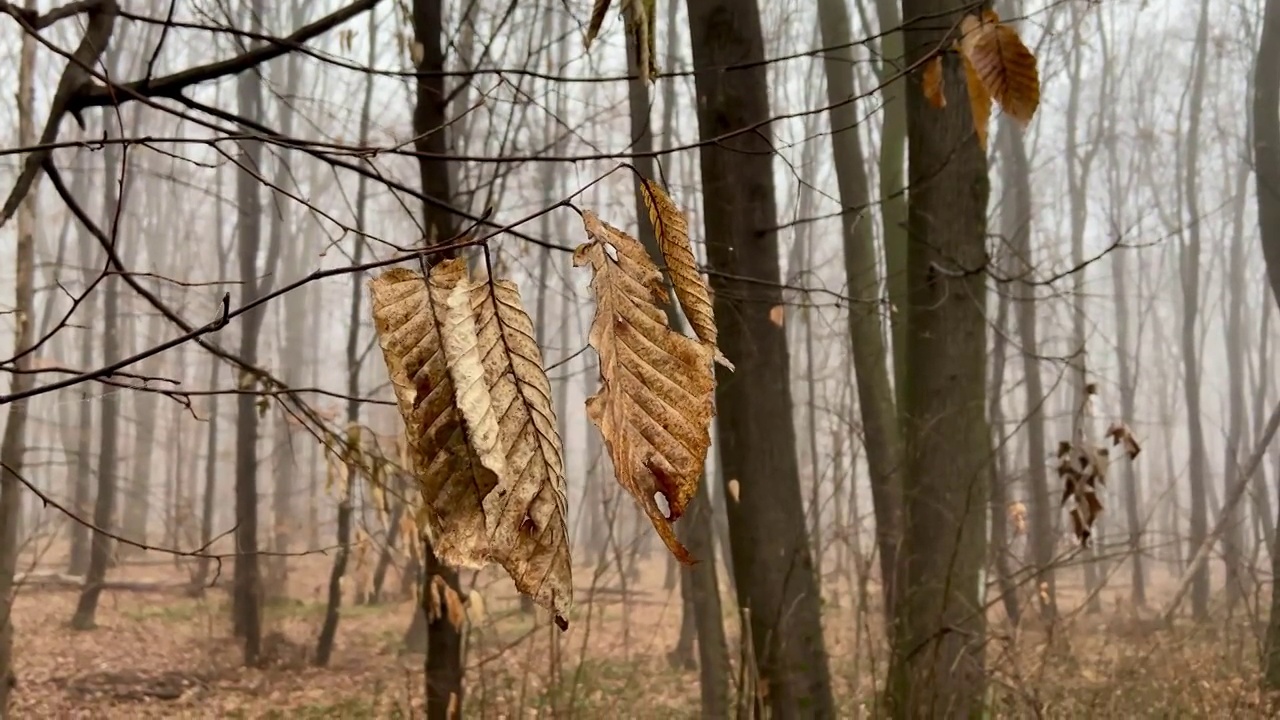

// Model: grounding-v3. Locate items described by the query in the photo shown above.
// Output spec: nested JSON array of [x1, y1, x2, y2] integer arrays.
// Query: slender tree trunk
[[687, 0, 834, 714], [1222, 135, 1253, 611], [999, 116, 1056, 621], [230, 0, 271, 665], [1179, 0, 1212, 622], [0, 9, 38, 706], [817, 0, 903, 627], [872, 0, 909, 411], [413, 0, 464, 713], [71, 103, 124, 631], [67, 162, 95, 578], [889, 3, 991, 714], [315, 4, 376, 665]]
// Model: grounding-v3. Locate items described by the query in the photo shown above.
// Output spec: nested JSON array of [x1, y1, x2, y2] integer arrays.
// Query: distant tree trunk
[[1063, 5, 1104, 614], [818, 0, 903, 627], [413, 0, 464, 713], [0, 9, 38, 705], [687, 0, 835, 714], [999, 115, 1056, 621], [193, 167, 229, 591], [267, 3, 304, 599], [1253, 0, 1280, 688], [122, 334, 161, 552], [871, 0, 909, 411], [1179, 0, 1212, 622], [888, 2, 991, 714], [71, 115, 124, 632], [988, 197, 1019, 628], [315, 4, 375, 666], [231, 0, 271, 665], [1222, 131, 1253, 611], [1250, 301, 1276, 557], [67, 163, 95, 578], [622, 20, 729, 714]]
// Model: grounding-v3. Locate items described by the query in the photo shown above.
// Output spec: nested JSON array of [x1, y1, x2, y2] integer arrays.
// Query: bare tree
[[686, 0, 835, 713], [888, 1, 992, 713]]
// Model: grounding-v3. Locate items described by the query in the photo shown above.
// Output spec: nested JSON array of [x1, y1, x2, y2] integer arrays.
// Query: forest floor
[[4, 551, 1274, 718]]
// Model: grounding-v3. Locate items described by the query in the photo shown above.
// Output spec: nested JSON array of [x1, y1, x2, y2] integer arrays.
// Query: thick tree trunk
[[888, 3, 991, 714], [686, 0, 835, 715], [1253, 0, 1280, 688]]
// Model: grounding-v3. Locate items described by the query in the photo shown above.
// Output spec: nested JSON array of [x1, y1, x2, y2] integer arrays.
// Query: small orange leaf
[[922, 55, 946, 108], [769, 305, 785, 327]]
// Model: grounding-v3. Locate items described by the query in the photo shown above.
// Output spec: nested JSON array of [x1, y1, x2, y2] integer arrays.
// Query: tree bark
[[888, 2, 992, 714], [0, 6, 38, 706], [1178, 0, 1212, 622], [412, 0, 464, 713], [1253, 0, 1280, 688], [817, 0, 903, 628], [70, 99, 125, 632], [686, 0, 835, 714]]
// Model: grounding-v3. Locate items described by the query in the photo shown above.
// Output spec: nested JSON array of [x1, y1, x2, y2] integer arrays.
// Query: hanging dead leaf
[[1007, 501, 1027, 536], [922, 54, 946, 108], [768, 305, 785, 327], [584, 0, 614, 50], [961, 54, 992, 151], [1106, 421, 1143, 459], [439, 274, 573, 627], [639, 178, 732, 369], [958, 10, 1040, 127], [728, 479, 740, 502], [369, 260, 497, 568], [574, 211, 717, 564]]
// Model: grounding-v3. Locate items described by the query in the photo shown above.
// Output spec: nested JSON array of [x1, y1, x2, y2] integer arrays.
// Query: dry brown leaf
[[768, 305, 785, 327], [574, 210, 717, 564], [440, 275, 573, 627], [639, 178, 732, 369], [584, 0, 613, 50], [1007, 501, 1027, 536], [1107, 421, 1143, 459], [961, 54, 992, 151], [727, 478, 740, 503], [369, 260, 496, 568], [959, 10, 1040, 127], [922, 55, 946, 108], [429, 575, 467, 630]]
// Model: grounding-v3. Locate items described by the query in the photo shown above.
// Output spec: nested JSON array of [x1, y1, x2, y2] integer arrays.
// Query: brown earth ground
[[4, 547, 1275, 718]]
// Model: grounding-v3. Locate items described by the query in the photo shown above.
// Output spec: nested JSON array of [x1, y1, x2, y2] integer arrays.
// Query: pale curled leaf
[[368, 260, 496, 568], [574, 211, 717, 564], [440, 276, 573, 626], [639, 178, 733, 370]]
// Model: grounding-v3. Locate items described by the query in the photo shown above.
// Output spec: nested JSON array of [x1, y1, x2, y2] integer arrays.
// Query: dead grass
[[4, 552, 1274, 718]]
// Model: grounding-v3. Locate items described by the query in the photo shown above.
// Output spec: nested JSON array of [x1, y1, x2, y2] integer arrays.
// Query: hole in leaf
[[653, 491, 671, 519]]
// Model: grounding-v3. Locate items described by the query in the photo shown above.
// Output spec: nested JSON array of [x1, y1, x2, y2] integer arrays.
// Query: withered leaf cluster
[[367, 180, 728, 628], [574, 181, 728, 562], [1056, 421, 1143, 545], [921, 9, 1041, 150], [370, 258, 571, 629]]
